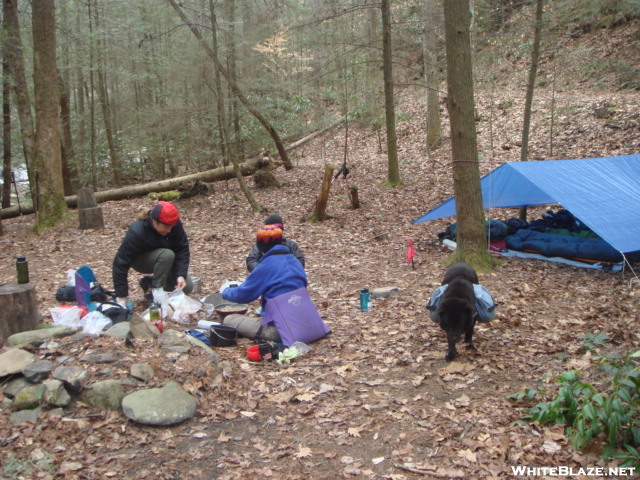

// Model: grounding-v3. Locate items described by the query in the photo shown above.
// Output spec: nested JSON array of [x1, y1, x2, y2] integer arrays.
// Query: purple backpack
[[261, 288, 331, 347]]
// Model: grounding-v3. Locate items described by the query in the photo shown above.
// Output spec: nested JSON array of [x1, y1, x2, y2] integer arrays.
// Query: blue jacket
[[223, 244, 307, 308]]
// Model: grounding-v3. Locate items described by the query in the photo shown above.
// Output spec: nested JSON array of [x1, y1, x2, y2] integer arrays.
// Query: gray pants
[[131, 248, 193, 294], [223, 314, 281, 342]]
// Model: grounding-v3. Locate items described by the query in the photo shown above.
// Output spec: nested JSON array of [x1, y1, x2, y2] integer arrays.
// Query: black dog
[[436, 262, 478, 361]]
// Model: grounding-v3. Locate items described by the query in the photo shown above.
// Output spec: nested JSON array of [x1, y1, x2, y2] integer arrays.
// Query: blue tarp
[[413, 154, 640, 255]]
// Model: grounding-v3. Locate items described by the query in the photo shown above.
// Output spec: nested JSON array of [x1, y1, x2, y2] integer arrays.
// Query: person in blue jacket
[[222, 224, 307, 341], [245, 214, 305, 272]]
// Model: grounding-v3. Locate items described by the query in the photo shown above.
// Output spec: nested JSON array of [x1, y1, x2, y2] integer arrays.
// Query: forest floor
[[1, 23, 640, 480]]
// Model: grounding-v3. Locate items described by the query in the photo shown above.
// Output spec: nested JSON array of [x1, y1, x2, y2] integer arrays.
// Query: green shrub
[[510, 335, 640, 468]]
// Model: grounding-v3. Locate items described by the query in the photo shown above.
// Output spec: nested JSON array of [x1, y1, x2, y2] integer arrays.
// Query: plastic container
[[149, 303, 161, 322], [191, 276, 201, 294], [197, 319, 221, 330], [16, 255, 29, 284], [359, 288, 370, 312]]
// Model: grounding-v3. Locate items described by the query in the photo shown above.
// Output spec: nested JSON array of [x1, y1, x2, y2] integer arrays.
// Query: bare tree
[[443, 0, 496, 270], [4, 0, 36, 204], [423, 0, 442, 151], [2, 0, 12, 210], [32, 0, 68, 230], [95, 6, 122, 187], [519, 0, 544, 221], [381, 0, 402, 187]]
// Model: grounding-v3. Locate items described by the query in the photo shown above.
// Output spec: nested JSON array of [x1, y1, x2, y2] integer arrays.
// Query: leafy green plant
[[580, 331, 610, 352], [511, 336, 640, 468]]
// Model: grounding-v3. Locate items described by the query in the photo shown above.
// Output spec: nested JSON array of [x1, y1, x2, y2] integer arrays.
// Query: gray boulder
[[43, 379, 73, 407], [7, 326, 76, 348], [130, 363, 154, 382], [52, 366, 90, 393], [79, 380, 125, 411], [3, 376, 32, 399], [0, 349, 35, 377], [13, 384, 45, 410], [104, 322, 131, 339], [10, 407, 42, 424], [22, 359, 54, 383], [122, 381, 196, 426]]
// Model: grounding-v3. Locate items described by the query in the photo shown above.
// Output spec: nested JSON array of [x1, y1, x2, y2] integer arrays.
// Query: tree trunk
[[349, 186, 360, 209], [208, 0, 258, 211], [0, 282, 41, 344], [519, 0, 544, 222], [209, 0, 230, 168], [88, 1, 97, 190], [166, 0, 294, 171], [57, 0, 77, 196], [443, 0, 495, 271], [32, 0, 68, 232], [225, 0, 243, 164], [4, 0, 36, 204], [2, 39, 11, 209], [309, 164, 334, 222], [423, 0, 442, 151], [381, 0, 402, 187], [96, 8, 122, 188], [59, 71, 77, 195]]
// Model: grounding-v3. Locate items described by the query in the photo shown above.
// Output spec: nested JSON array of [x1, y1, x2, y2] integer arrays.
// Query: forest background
[[1, 0, 640, 479]]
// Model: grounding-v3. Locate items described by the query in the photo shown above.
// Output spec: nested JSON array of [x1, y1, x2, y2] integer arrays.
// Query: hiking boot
[[139, 275, 153, 294]]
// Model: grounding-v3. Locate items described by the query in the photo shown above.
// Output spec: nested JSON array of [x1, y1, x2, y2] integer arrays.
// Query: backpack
[[427, 283, 496, 323], [96, 302, 131, 324], [55, 284, 113, 303], [261, 287, 331, 347], [54, 265, 114, 304]]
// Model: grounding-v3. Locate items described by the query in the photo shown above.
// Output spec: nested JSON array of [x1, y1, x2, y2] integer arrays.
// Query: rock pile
[[0, 316, 221, 427]]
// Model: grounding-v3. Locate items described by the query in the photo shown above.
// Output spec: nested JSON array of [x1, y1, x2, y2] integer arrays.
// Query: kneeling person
[[113, 201, 193, 306], [222, 224, 307, 341]]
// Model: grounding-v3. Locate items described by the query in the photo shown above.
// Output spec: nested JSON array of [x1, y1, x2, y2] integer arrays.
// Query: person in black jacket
[[245, 214, 305, 272], [113, 201, 192, 306]]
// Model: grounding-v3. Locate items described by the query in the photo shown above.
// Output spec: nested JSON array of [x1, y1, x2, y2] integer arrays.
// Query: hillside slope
[[0, 20, 639, 480]]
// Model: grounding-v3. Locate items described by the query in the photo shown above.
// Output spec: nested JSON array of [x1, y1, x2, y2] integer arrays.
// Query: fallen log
[[1, 118, 344, 220], [1, 159, 261, 219]]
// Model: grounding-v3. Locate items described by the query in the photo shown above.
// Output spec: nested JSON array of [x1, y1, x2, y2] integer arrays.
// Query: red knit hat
[[151, 201, 180, 226]]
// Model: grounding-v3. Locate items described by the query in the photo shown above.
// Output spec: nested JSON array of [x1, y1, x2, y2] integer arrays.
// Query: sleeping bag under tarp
[[504, 229, 623, 263]]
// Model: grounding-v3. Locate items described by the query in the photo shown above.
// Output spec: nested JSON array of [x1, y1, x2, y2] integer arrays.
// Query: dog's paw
[[464, 343, 476, 351], [445, 352, 456, 362]]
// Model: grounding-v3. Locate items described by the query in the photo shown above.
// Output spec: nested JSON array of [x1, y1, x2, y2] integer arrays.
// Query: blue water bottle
[[359, 288, 370, 312]]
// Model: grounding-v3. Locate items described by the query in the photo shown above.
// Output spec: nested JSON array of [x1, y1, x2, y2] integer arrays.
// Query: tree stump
[[77, 187, 104, 229], [309, 164, 334, 222], [0, 282, 41, 345], [348, 185, 360, 209]]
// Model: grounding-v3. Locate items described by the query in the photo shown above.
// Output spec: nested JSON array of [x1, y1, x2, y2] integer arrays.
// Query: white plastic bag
[[82, 311, 113, 334], [152, 288, 172, 318], [168, 289, 201, 314], [51, 306, 83, 328]]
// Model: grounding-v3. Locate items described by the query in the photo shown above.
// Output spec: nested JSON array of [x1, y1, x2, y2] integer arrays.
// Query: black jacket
[[246, 237, 305, 272], [112, 217, 190, 297]]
